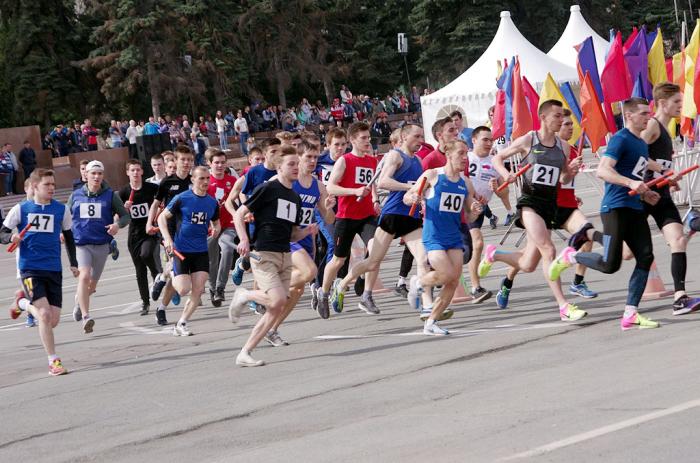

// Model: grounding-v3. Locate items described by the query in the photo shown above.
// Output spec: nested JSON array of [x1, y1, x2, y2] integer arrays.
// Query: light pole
[[398, 33, 412, 89]]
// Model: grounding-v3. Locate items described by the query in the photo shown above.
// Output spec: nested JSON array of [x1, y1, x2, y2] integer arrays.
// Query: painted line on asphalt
[[119, 321, 172, 335], [0, 274, 134, 303], [502, 398, 700, 460], [0, 300, 140, 331]]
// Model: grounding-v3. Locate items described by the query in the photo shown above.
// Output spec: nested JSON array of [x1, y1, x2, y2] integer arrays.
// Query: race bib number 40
[[438, 192, 464, 213], [532, 164, 560, 187], [27, 213, 54, 233], [355, 167, 374, 185], [276, 199, 298, 222], [79, 203, 102, 219], [130, 203, 149, 219]]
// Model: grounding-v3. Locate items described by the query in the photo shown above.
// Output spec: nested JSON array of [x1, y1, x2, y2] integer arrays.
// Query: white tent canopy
[[420, 11, 578, 145], [547, 5, 609, 74]]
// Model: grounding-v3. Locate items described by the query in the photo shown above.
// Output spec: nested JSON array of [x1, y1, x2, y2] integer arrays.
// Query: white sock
[[425, 318, 435, 327], [624, 305, 637, 318], [506, 209, 514, 214], [397, 276, 406, 286], [158, 303, 167, 311], [18, 298, 30, 311], [178, 318, 186, 325]]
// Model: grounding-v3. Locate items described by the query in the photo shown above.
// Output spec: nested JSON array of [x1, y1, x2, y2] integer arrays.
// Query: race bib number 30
[[130, 203, 149, 219], [79, 203, 102, 219], [532, 164, 560, 187], [27, 213, 54, 233], [300, 207, 314, 226], [355, 167, 374, 185], [276, 199, 298, 222], [438, 192, 464, 213], [631, 156, 648, 180]]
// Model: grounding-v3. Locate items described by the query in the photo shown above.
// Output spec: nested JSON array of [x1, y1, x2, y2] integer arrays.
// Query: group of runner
[[4, 82, 700, 375]]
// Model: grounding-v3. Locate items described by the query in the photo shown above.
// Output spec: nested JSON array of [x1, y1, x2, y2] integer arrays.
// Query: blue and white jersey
[[601, 128, 648, 212], [166, 189, 219, 253], [422, 168, 467, 249], [380, 149, 423, 218], [70, 187, 114, 245], [292, 176, 320, 255]]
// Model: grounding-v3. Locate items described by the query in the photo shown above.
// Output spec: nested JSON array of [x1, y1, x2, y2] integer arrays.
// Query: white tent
[[547, 5, 609, 74], [420, 11, 578, 145]]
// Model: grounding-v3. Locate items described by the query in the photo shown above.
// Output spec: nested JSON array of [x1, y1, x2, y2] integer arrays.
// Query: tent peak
[[570, 5, 581, 12], [500, 11, 511, 18]]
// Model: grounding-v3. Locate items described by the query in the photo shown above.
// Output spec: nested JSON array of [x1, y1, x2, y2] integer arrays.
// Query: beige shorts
[[250, 251, 292, 294]]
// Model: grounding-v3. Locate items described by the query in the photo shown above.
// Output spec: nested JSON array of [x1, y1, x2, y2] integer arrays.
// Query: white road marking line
[[502, 398, 700, 460], [0, 274, 134, 303], [0, 301, 140, 330], [315, 322, 565, 340], [119, 321, 172, 335]]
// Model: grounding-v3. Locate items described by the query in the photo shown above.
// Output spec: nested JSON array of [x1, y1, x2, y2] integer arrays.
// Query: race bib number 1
[[276, 199, 298, 222], [27, 213, 54, 233], [355, 167, 374, 185], [130, 203, 149, 219], [79, 203, 102, 219], [532, 164, 560, 187], [560, 177, 575, 190], [438, 192, 464, 213]]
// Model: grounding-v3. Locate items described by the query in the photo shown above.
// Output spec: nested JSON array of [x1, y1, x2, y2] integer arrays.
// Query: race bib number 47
[[79, 203, 102, 219], [355, 167, 374, 185], [532, 164, 560, 187], [27, 213, 54, 233]]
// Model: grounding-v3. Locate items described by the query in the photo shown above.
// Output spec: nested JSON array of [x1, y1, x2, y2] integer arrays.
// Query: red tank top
[[336, 153, 377, 219], [207, 174, 236, 228], [556, 145, 578, 208]]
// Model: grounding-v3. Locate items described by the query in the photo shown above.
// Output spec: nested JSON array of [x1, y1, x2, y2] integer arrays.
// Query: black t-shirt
[[245, 179, 302, 252], [155, 174, 191, 233], [119, 182, 159, 243]]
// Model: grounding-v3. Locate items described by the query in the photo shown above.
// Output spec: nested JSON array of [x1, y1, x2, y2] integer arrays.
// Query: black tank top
[[521, 131, 566, 201], [645, 117, 673, 197]]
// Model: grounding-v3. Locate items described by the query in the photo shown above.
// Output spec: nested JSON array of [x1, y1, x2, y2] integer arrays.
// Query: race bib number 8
[[355, 167, 374, 185], [276, 199, 298, 222], [321, 165, 333, 185], [130, 203, 149, 219], [27, 213, 54, 233], [438, 192, 464, 213], [532, 164, 560, 187], [79, 203, 102, 219], [631, 156, 648, 180], [300, 207, 314, 226]]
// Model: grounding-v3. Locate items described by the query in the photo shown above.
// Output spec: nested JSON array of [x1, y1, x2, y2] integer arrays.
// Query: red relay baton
[[656, 165, 699, 188], [627, 170, 674, 196], [408, 177, 427, 216], [171, 249, 185, 260], [7, 223, 32, 253], [496, 163, 531, 193]]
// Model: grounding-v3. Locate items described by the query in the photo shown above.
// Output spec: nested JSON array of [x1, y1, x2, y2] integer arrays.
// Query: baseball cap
[[86, 160, 104, 172]]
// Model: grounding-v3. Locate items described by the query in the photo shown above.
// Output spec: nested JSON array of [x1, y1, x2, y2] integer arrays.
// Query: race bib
[[653, 159, 673, 179], [438, 192, 464, 213], [469, 163, 478, 177], [355, 167, 374, 185], [79, 203, 102, 219], [300, 207, 314, 226], [27, 213, 54, 233], [276, 199, 297, 222], [214, 187, 225, 201], [191, 211, 207, 224], [631, 156, 648, 180], [560, 177, 575, 190], [130, 203, 149, 219], [321, 165, 333, 185], [532, 164, 560, 187]]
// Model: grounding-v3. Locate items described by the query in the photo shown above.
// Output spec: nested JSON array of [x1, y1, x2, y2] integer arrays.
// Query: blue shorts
[[468, 204, 492, 230], [290, 238, 314, 257], [423, 239, 463, 252]]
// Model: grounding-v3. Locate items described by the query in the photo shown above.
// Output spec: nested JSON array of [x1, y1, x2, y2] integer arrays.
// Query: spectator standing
[[51, 125, 70, 156], [126, 120, 139, 159], [215, 110, 228, 150], [409, 86, 421, 112], [234, 110, 250, 155], [340, 84, 353, 104], [225, 111, 235, 138], [0, 144, 17, 195], [330, 98, 344, 126], [109, 120, 123, 148], [18, 141, 36, 179], [143, 116, 160, 135], [188, 131, 207, 166]]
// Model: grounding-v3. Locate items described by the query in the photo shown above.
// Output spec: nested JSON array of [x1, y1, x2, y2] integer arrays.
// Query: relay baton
[[7, 223, 32, 253], [171, 249, 185, 260], [408, 176, 427, 216], [356, 158, 385, 202], [655, 164, 699, 188], [496, 163, 531, 193], [576, 131, 586, 158], [627, 170, 675, 196], [128, 189, 135, 204]]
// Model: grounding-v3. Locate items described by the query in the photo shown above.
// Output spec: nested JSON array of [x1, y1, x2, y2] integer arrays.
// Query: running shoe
[[672, 295, 700, 316], [470, 287, 492, 304], [172, 292, 181, 306], [330, 279, 345, 313], [548, 247, 576, 281], [236, 350, 265, 367], [684, 209, 700, 232], [423, 321, 449, 336], [569, 282, 598, 298], [419, 307, 454, 321], [155, 308, 168, 326], [316, 287, 330, 319], [231, 257, 246, 286], [358, 294, 380, 315], [109, 239, 119, 260], [496, 278, 510, 309], [310, 282, 319, 312], [48, 358, 68, 376], [139, 303, 149, 316], [73, 303, 82, 322], [248, 301, 266, 315], [265, 330, 288, 347], [173, 322, 192, 336], [228, 288, 249, 323], [407, 275, 423, 311], [394, 283, 409, 298], [82, 317, 95, 334], [150, 273, 166, 301], [477, 244, 497, 278], [489, 214, 499, 229], [211, 288, 223, 308], [9, 289, 25, 320], [354, 275, 365, 297], [26, 313, 37, 327], [568, 222, 594, 250], [559, 303, 587, 321], [503, 212, 516, 227], [621, 311, 660, 330]]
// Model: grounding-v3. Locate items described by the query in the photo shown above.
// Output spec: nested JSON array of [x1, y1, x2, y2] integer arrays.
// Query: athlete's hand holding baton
[[7, 223, 32, 253], [627, 170, 675, 196], [408, 177, 427, 216], [656, 164, 699, 188], [497, 163, 531, 193]]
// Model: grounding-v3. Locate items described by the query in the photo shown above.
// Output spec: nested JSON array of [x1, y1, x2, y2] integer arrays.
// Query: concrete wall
[[68, 148, 129, 191]]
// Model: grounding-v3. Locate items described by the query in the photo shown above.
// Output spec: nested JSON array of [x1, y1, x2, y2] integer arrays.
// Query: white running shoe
[[228, 288, 250, 323], [173, 322, 192, 336], [236, 350, 265, 367], [73, 303, 82, 322], [407, 275, 423, 311], [423, 321, 449, 336]]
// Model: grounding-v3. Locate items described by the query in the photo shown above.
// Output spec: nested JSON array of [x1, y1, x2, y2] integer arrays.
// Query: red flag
[[623, 27, 638, 53], [491, 89, 506, 139], [602, 31, 633, 103], [666, 58, 674, 83], [511, 58, 533, 139], [522, 76, 540, 131], [580, 71, 608, 152]]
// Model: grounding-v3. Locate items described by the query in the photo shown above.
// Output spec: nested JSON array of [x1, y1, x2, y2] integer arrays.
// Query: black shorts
[[552, 207, 577, 230], [516, 195, 556, 230], [333, 217, 377, 258], [173, 251, 209, 276], [644, 195, 682, 229], [20, 270, 63, 307], [468, 204, 493, 230], [379, 214, 421, 237]]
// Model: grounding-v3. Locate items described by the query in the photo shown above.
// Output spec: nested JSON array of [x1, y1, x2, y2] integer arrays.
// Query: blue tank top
[[293, 176, 320, 253], [422, 168, 467, 245], [380, 150, 423, 218], [71, 187, 114, 245], [167, 190, 219, 253], [18, 199, 65, 272]]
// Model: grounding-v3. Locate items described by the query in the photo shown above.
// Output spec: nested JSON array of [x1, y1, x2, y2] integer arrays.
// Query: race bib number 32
[[438, 192, 464, 213], [79, 203, 102, 219], [27, 213, 54, 233], [532, 164, 560, 187], [276, 199, 298, 222], [355, 167, 374, 185]]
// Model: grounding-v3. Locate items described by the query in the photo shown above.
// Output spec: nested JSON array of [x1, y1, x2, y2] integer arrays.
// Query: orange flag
[[512, 58, 533, 139], [580, 71, 608, 152]]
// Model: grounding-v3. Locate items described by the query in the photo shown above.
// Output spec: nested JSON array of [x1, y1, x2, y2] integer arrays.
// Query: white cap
[[86, 160, 104, 172]]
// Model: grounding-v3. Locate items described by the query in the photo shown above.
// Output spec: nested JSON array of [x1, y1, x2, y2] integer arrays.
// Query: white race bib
[[438, 192, 464, 213], [321, 165, 333, 185], [652, 159, 673, 179], [300, 207, 314, 226], [560, 177, 575, 190], [130, 203, 149, 219], [276, 199, 297, 222], [27, 213, 54, 233], [355, 166, 374, 185], [532, 164, 560, 187], [79, 203, 102, 219], [631, 156, 648, 180], [215, 187, 225, 201], [191, 211, 207, 224]]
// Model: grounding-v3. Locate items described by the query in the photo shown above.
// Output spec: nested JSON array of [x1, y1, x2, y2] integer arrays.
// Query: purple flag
[[631, 73, 645, 98], [576, 36, 604, 102], [624, 26, 652, 99], [498, 56, 515, 140]]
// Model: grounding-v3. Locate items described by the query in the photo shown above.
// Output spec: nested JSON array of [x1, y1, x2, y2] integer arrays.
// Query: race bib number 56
[[355, 167, 374, 185]]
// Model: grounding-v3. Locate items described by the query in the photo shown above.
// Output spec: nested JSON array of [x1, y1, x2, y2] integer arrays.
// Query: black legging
[[399, 246, 413, 278], [129, 237, 160, 306]]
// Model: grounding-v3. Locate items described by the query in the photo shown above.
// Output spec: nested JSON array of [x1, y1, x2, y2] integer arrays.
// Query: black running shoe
[[354, 275, 365, 297], [155, 308, 168, 326], [150, 274, 166, 301], [394, 283, 409, 298], [140, 304, 149, 316], [568, 222, 594, 251]]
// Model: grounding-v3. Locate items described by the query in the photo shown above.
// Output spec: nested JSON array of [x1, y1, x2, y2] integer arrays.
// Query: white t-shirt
[[234, 117, 249, 134], [126, 126, 139, 144], [215, 117, 226, 133], [468, 152, 501, 202], [492, 134, 508, 154]]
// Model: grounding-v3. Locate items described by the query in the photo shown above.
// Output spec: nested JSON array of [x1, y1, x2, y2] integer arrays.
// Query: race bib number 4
[[532, 164, 560, 187], [355, 167, 374, 185], [438, 192, 464, 213], [79, 203, 102, 219], [276, 199, 298, 222], [27, 213, 54, 233], [130, 203, 149, 219], [631, 156, 648, 180], [300, 207, 314, 226]]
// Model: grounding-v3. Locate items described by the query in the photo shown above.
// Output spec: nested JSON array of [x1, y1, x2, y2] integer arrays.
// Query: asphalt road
[[1, 173, 700, 463]]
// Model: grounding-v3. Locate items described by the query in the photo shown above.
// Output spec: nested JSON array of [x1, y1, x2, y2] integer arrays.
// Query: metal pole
[[674, 0, 680, 24], [689, 0, 695, 21], [403, 54, 412, 89]]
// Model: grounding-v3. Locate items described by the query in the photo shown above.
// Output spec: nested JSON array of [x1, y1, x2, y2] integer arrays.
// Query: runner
[[147, 145, 194, 326], [206, 148, 239, 307], [477, 100, 586, 322], [316, 122, 380, 318], [158, 166, 220, 336], [241, 146, 264, 175], [403, 140, 482, 335], [639, 83, 700, 314], [68, 160, 130, 333], [146, 153, 167, 185], [228, 146, 317, 366], [549, 97, 662, 329], [119, 159, 160, 316], [488, 105, 517, 226], [16, 178, 38, 327], [2, 168, 79, 375]]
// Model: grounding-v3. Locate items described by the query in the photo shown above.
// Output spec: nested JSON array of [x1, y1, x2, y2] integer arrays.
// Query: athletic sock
[[48, 354, 58, 364], [18, 298, 30, 311], [506, 209, 514, 215], [624, 305, 637, 318], [573, 274, 584, 286], [362, 290, 372, 300], [671, 252, 687, 292], [503, 278, 513, 289], [158, 303, 167, 311], [397, 276, 406, 286], [178, 319, 186, 325]]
